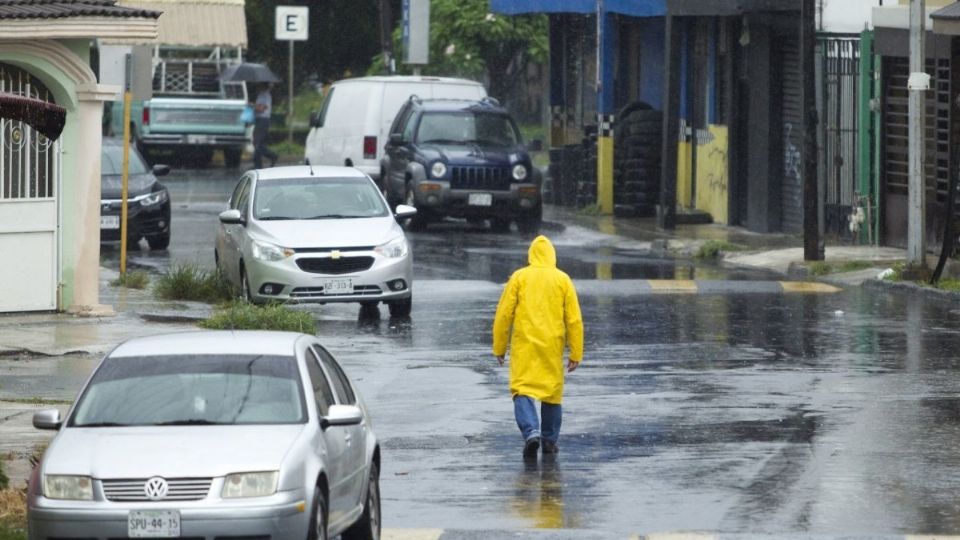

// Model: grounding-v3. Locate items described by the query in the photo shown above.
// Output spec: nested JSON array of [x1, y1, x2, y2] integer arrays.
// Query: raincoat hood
[[528, 235, 556, 268]]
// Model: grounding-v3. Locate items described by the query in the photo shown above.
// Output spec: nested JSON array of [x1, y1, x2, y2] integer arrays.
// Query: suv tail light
[[142, 107, 150, 126], [363, 136, 377, 159]]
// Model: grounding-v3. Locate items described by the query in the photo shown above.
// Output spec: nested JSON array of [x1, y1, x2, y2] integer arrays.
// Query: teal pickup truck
[[111, 57, 248, 168]]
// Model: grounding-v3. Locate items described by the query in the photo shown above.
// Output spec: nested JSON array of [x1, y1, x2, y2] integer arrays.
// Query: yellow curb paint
[[779, 281, 842, 294], [647, 280, 699, 293], [382, 529, 444, 540]]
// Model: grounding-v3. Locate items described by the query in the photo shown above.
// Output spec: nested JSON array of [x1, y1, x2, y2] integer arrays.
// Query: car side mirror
[[152, 164, 170, 177], [394, 204, 417, 219], [33, 409, 62, 430], [218, 208, 245, 225], [320, 404, 363, 429], [526, 139, 544, 152], [309, 112, 322, 129], [388, 133, 403, 146]]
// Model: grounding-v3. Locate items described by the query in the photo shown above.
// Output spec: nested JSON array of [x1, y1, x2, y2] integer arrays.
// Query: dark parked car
[[100, 138, 172, 250], [381, 97, 542, 233]]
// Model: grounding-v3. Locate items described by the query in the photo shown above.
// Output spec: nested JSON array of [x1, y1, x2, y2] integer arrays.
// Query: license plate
[[128, 510, 180, 538], [186, 134, 209, 144], [100, 215, 120, 230], [468, 193, 493, 206], [323, 278, 353, 295]]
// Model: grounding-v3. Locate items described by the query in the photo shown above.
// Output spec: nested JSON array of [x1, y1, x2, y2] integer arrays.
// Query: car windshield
[[101, 144, 149, 176], [69, 354, 306, 427], [253, 176, 389, 220], [416, 111, 520, 147]]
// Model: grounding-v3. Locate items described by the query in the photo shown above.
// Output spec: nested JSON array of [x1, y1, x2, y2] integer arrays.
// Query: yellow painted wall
[[676, 141, 693, 209], [694, 125, 729, 225]]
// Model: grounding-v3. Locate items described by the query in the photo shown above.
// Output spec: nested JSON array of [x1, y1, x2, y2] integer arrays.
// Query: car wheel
[[403, 184, 427, 232], [224, 148, 242, 169], [343, 462, 381, 540], [126, 236, 142, 251], [388, 296, 412, 318], [240, 267, 254, 303], [307, 487, 328, 540], [147, 230, 170, 250]]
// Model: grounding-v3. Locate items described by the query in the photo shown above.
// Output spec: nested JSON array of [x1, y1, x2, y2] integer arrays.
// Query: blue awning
[[490, 0, 666, 17]]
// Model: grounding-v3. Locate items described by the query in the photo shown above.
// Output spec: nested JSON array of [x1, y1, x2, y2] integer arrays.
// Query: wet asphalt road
[[80, 168, 960, 535]]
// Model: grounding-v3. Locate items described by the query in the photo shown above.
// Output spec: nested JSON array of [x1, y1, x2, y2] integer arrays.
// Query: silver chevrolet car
[[215, 166, 417, 317], [27, 331, 380, 540]]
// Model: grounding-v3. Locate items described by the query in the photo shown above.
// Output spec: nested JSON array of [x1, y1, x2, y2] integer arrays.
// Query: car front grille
[[290, 285, 383, 298], [101, 477, 212, 502], [450, 166, 511, 191], [296, 256, 375, 275]]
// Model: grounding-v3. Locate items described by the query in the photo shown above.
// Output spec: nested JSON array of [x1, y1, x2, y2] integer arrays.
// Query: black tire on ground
[[146, 230, 170, 250], [403, 184, 429, 231], [388, 296, 412, 318], [621, 180, 659, 194], [342, 463, 381, 540], [307, 487, 328, 540], [621, 169, 660, 183], [624, 121, 663, 137], [224, 148, 242, 169], [619, 158, 660, 170], [240, 267, 256, 304], [126, 236, 141, 251]]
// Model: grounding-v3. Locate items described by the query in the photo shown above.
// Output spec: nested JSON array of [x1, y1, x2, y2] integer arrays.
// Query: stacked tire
[[576, 124, 598, 209], [614, 102, 662, 217]]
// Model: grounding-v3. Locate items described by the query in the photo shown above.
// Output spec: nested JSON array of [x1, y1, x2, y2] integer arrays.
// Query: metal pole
[[908, 0, 927, 269], [120, 56, 133, 275], [659, 14, 681, 230], [288, 40, 294, 144], [802, 0, 822, 261]]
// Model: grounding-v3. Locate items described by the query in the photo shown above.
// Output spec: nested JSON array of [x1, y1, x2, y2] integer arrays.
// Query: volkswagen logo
[[144, 477, 169, 501]]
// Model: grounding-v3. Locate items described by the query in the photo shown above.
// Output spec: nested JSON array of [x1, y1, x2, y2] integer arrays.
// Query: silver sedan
[[28, 331, 380, 540], [215, 166, 417, 317]]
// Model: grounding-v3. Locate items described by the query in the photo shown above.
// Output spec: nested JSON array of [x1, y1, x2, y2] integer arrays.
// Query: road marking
[[646, 280, 699, 293], [382, 529, 444, 540], [779, 281, 842, 294]]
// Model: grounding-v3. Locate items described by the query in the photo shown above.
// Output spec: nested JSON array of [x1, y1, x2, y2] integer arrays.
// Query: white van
[[304, 76, 487, 184]]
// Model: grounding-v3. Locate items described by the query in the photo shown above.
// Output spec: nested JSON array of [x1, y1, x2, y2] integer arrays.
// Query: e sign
[[275, 6, 309, 41]]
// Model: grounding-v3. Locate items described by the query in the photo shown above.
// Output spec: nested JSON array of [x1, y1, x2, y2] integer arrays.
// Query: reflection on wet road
[[90, 167, 960, 535]]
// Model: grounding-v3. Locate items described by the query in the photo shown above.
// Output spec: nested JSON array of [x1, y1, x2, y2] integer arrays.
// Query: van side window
[[315, 87, 335, 128]]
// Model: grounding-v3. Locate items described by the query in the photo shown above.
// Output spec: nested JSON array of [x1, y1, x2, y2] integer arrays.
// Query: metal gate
[[0, 63, 61, 312], [818, 35, 861, 240]]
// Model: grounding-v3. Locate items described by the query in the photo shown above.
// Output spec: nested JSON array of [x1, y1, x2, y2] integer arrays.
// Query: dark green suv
[[380, 97, 542, 233]]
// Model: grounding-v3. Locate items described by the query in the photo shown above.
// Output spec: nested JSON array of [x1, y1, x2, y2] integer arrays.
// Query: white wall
[[819, 0, 882, 33]]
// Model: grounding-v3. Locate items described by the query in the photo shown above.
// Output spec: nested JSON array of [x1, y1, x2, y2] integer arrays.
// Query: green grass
[[199, 301, 317, 334], [0, 524, 25, 540], [110, 269, 150, 290], [694, 240, 745, 260], [808, 261, 833, 277], [154, 264, 234, 304], [838, 260, 875, 273], [882, 262, 906, 281], [273, 88, 325, 129], [268, 140, 305, 158], [936, 279, 960, 292], [808, 260, 878, 277]]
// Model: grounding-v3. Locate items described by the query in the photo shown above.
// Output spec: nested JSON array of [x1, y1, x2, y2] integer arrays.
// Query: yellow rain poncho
[[492, 235, 583, 404]]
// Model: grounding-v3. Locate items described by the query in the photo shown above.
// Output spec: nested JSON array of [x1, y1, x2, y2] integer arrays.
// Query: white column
[[69, 82, 119, 316]]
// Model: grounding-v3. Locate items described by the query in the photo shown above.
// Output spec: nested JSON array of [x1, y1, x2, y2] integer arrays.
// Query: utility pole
[[802, 0, 822, 261], [908, 0, 928, 272]]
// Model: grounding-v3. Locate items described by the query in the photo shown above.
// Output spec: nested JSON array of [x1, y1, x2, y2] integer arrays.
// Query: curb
[[864, 277, 960, 304]]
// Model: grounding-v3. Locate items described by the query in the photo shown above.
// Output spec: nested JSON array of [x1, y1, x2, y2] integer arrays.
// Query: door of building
[[0, 63, 61, 312]]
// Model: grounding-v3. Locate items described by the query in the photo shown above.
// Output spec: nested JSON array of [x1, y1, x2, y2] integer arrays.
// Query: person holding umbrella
[[252, 82, 278, 169]]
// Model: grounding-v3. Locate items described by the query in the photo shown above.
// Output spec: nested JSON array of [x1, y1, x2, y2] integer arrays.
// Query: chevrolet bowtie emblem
[[331, 250, 342, 259]]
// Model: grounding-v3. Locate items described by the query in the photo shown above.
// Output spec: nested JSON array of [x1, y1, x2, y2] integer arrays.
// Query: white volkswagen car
[[28, 331, 380, 540], [215, 166, 416, 317]]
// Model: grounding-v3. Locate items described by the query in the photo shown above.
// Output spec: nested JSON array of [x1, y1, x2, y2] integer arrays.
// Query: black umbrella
[[218, 62, 280, 83]]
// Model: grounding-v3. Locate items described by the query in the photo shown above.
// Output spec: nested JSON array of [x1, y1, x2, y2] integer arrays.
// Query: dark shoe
[[522, 437, 540, 460], [542, 440, 559, 454]]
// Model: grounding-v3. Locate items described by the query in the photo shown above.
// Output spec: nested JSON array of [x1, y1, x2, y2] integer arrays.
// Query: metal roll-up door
[[780, 36, 804, 235]]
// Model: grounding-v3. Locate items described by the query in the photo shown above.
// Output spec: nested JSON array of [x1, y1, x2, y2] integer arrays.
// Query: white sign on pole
[[403, 0, 429, 65], [275, 6, 309, 41]]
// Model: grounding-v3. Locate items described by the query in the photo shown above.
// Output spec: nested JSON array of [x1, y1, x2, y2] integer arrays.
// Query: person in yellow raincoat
[[493, 235, 584, 459]]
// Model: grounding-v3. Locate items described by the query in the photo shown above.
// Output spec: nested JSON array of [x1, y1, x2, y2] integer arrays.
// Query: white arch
[[0, 40, 98, 109]]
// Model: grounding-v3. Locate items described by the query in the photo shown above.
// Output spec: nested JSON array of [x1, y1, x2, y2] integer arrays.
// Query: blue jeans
[[514, 395, 562, 443]]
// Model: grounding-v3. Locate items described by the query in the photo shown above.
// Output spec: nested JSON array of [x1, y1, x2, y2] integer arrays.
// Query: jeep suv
[[381, 97, 542, 233]]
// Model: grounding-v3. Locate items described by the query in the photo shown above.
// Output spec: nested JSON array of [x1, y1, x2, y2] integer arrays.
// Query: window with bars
[[0, 63, 59, 201]]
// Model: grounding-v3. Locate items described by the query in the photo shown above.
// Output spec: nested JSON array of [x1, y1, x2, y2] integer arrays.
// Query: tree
[[371, 0, 547, 105]]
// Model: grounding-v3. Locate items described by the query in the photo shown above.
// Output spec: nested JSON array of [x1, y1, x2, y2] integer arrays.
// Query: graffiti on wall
[[784, 123, 802, 182], [695, 124, 729, 224]]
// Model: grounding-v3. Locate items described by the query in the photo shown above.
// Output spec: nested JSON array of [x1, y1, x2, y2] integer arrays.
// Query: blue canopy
[[490, 0, 666, 17]]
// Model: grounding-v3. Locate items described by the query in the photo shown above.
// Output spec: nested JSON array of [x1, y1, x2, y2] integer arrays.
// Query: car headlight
[[251, 240, 293, 262], [222, 471, 278, 498], [375, 237, 408, 259], [512, 164, 528, 181], [44, 475, 93, 500], [430, 161, 447, 179], [139, 190, 168, 207]]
